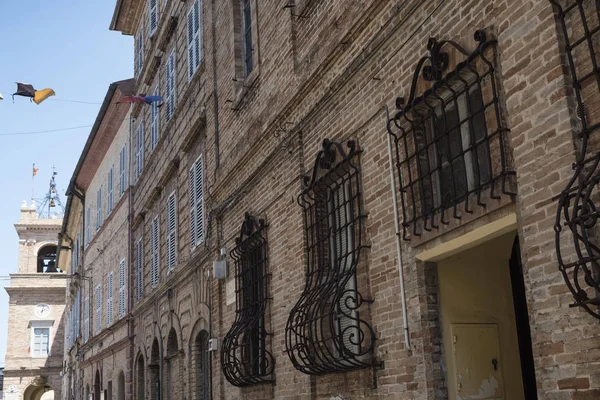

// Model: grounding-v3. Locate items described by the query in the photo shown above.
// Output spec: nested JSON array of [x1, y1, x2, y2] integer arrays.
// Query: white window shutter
[[86, 207, 91, 246], [187, 6, 195, 80], [136, 32, 144, 76], [149, 0, 158, 36], [189, 165, 197, 248], [108, 167, 114, 213], [151, 217, 160, 287], [195, 156, 204, 244], [166, 193, 177, 271], [187, 0, 202, 80], [119, 259, 126, 317], [95, 285, 102, 334], [137, 239, 144, 300], [84, 296, 89, 342], [96, 186, 102, 230], [137, 122, 144, 178], [165, 51, 176, 121], [107, 273, 113, 326]]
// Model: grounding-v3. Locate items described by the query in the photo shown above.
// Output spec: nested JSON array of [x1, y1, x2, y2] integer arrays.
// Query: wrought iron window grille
[[386, 30, 516, 240], [550, 0, 600, 319], [221, 213, 274, 386], [285, 139, 377, 375]]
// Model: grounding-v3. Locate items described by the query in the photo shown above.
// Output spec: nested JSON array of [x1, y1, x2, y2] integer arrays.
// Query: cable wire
[[0, 125, 92, 136]]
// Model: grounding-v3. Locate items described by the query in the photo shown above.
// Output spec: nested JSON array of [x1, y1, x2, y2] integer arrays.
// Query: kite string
[[0, 125, 93, 136]]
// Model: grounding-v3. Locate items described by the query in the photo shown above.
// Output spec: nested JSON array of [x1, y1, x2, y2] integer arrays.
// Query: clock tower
[[3, 200, 65, 400]]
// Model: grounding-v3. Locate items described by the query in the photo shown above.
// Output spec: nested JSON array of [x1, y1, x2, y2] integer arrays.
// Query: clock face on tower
[[34, 303, 51, 318]]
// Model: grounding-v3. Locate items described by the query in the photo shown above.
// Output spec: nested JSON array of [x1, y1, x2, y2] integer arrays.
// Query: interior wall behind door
[[437, 231, 525, 400]]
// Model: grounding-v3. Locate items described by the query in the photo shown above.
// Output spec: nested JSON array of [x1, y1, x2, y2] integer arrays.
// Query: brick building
[[61, 0, 600, 398], [3, 202, 64, 400], [57, 79, 134, 400]]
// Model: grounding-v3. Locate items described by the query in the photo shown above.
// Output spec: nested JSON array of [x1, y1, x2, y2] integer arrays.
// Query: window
[[165, 50, 176, 121], [187, 0, 202, 79], [86, 207, 91, 247], [190, 154, 205, 248], [72, 232, 80, 273], [166, 192, 177, 271], [84, 296, 90, 343], [30, 324, 51, 357], [241, 0, 253, 77], [96, 186, 103, 231], [417, 85, 490, 213], [386, 31, 515, 239], [149, 0, 158, 37], [151, 85, 160, 150], [119, 259, 126, 317], [151, 217, 160, 287], [135, 31, 144, 77], [107, 273, 114, 326], [120, 145, 127, 196], [137, 121, 144, 178], [108, 167, 114, 214], [222, 214, 273, 386], [285, 139, 376, 374], [136, 238, 144, 301], [95, 284, 102, 334]]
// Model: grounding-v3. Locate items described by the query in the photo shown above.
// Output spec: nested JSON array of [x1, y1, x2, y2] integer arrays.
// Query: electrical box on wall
[[208, 338, 218, 352], [213, 260, 227, 279]]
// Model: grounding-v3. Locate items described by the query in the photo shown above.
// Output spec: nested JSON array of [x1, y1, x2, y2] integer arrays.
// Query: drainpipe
[[385, 106, 411, 351], [127, 107, 135, 400], [211, 0, 220, 171]]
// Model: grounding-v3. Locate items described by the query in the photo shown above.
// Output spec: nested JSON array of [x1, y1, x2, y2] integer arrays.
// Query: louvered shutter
[[190, 164, 197, 247], [149, 0, 158, 36], [194, 0, 201, 66], [195, 156, 204, 244], [119, 259, 126, 317], [166, 193, 177, 270], [96, 186, 102, 230], [137, 239, 144, 300], [136, 31, 144, 76], [120, 145, 127, 195], [76, 290, 81, 340], [151, 85, 160, 150], [107, 273, 113, 326], [137, 122, 144, 178], [151, 218, 160, 287], [95, 285, 102, 333], [165, 51, 176, 121], [187, 5, 195, 79], [329, 182, 359, 357], [108, 167, 114, 213], [84, 296, 89, 342], [86, 207, 91, 247]]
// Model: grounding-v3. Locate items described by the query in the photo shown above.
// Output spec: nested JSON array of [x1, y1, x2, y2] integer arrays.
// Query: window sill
[[232, 68, 260, 111]]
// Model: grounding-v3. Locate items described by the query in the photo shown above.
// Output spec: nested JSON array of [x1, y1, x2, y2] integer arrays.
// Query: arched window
[[166, 329, 181, 400], [137, 354, 146, 400], [149, 339, 161, 400], [37, 244, 60, 273], [94, 370, 102, 400], [193, 330, 211, 400]]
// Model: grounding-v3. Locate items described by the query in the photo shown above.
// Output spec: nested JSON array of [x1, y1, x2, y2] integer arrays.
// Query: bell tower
[[2, 198, 65, 400]]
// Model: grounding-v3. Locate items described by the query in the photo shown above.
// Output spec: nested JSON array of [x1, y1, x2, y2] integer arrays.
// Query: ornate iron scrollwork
[[221, 213, 274, 386], [550, 0, 600, 319], [386, 30, 516, 240], [285, 139, 376, 375]]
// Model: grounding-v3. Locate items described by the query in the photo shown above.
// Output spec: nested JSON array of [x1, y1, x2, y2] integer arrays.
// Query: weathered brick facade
[[62, 0, 600, 398]]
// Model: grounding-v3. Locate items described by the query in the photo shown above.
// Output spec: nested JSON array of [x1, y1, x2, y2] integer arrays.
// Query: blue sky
[[0, 1, 132, 366]]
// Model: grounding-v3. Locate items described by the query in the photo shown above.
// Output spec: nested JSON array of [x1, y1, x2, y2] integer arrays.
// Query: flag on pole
[[33, 164, 39, 177]]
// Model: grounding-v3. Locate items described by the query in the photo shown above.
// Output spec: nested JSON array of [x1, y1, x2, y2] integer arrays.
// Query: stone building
[[57, 79, 133, 400], [62, 0, 600, 398], [3, 201, 64, 400]]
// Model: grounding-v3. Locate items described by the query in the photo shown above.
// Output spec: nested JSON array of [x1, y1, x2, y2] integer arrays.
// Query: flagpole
[[31, 163, 35, 202]]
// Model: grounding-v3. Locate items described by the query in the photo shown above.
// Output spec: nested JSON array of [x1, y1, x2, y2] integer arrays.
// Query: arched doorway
[[94, 369, 101, 400], [166, 328, 181, 400], [149, 339, 161, 400], [137, 353, 146, 400], [23, 385, 54, 400], [192, 330, 211, 400], [117, 370, 125, 400]]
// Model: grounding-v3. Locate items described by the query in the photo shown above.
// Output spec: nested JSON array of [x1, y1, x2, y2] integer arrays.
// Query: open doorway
[[436, 232, 537, 400]]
